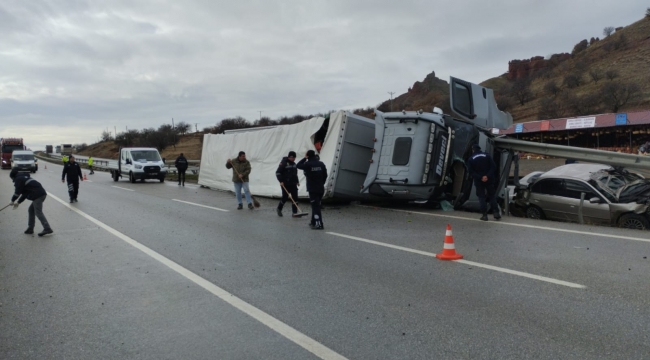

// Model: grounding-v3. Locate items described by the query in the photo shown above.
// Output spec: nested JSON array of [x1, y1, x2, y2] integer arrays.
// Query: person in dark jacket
[[10, 169, 53, 236], [297, 150, 327, 229], [276, 151, 300, 217], [466, 144, 501, 221], [175, 153, 189, 186], [61, 155, 83, 203]]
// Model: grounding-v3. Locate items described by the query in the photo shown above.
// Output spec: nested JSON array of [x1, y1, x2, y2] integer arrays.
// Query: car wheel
[[526, 205, 544, 220], [618, 213, 650, 230], [129, 172, 135, 183]]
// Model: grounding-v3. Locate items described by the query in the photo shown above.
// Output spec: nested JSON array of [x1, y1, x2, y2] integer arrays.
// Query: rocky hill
[[76, 133, 203, 160]]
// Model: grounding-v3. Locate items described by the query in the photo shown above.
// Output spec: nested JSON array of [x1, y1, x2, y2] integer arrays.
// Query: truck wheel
[[525, 205, 544, 220], [618, 213, 649, 230], [159, 177, 165, 183], [129, 172, 136, 183], [112, 171, 119, 182]]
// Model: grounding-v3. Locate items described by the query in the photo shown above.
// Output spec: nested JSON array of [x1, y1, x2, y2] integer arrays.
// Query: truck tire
[[618, 213, 650, 230], [159, 177, 165, 183], [112, 171, 119, 182], [129, 172, 136, 183]]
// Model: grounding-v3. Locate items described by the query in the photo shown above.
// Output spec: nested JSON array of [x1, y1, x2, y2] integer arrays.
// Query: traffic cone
[[83, 173, 88, 181], [436, 224, 463, 260], [44, 164, 47, 170]]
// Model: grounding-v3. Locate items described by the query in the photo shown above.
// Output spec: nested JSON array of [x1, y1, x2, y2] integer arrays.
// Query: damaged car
[[513, 163, 650, 230]]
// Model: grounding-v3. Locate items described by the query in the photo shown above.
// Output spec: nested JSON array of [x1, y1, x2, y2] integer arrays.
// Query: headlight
[[135, 164, 143, 169]]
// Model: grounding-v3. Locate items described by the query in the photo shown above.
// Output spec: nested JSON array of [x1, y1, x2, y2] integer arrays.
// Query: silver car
[[514, 164, 650, 230]]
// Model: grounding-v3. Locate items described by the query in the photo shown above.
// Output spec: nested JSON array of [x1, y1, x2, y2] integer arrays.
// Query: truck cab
[[361, 77, 513, 209], [112, 147, 167, 183], [11, 150, 37, 173]]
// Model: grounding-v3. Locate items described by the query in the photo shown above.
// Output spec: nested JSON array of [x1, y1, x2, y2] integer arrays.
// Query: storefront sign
[[515, 124, 524, 133], [615, 113, 627, 125], [565, 117, 596, 129], [491, 128, 500, 134], [540, 121, 550, 131]]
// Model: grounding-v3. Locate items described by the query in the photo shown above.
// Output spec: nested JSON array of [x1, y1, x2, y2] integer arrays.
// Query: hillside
[[76, 133, 204, 160], [479, 16, 650, 122]]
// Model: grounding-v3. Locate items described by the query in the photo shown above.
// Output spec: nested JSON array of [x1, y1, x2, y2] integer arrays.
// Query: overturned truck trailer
[[198, 111, 375, 200]]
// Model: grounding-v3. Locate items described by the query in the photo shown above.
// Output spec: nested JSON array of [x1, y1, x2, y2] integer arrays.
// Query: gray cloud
[[0, 0, 647, 150]]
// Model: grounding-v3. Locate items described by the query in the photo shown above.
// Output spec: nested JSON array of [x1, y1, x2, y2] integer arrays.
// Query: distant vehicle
[[55, 145, 61, 153], [46, 145, 53, 154], [108, 147, 167, 183], [1, 138, 25, 169], [513, 164, 650, 230], [60, 144, 72, 156], [11, 150, 37, 173]]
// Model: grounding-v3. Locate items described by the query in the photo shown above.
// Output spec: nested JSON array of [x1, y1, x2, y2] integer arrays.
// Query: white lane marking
[[172, 199, 229, 212], [46, 192, 347, 360], [84, 180, 93, 183], [356, 205, 650, 244], [112, 186, 134, 192], [326, 232, 586, 289]]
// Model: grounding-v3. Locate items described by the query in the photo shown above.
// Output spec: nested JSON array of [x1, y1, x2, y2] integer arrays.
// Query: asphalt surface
[[1, 160, 650, 359]]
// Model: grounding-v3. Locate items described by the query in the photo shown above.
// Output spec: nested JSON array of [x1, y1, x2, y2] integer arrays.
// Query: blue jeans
[[234, 182, 252, 205]]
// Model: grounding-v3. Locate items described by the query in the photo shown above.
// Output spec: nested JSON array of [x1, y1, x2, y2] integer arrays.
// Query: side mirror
[[589, 197, 601, 204]]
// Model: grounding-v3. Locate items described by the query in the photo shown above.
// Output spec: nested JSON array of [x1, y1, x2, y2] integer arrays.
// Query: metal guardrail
[[41, 154, 200, 174]]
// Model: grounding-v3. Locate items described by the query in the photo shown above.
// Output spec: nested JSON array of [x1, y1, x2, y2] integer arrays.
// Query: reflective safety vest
[[88, 157, 94, 166], [62, 155, 69, 163]]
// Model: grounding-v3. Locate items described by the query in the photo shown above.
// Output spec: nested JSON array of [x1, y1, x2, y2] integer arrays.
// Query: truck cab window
[[452, 83, 472, 117], [392, 137, 412, 166]]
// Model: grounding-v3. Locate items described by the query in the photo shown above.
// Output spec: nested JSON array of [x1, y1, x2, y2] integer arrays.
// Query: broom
[[229, 160, 260, 208], [281, 183, 309, 217], [0, 204, 12, 212]]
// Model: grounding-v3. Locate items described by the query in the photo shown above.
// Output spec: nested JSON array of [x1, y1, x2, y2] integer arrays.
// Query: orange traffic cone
[[436, 224, 463, 260], [83, 173, 88, 181]]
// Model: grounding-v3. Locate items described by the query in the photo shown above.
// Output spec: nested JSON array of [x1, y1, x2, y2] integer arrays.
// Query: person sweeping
[[275, 151, 307, 217], [9, 169, 53, 236], [226, 151, 256, 210]]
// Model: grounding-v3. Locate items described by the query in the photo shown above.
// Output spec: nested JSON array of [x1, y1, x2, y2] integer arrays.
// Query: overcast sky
[[1, 0, 647, 150]]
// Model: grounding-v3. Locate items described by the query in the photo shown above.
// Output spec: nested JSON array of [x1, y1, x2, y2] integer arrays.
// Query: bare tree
[[605, 70, 619, 81], [571, 39, 589, 55], [646, 7, 650, 17], [603, 26, 615, 37], [543, 81, 561, 97], [101, 130, 113, 142], [600, 82, 641, 112], [589, 70, 602, 83], [538, 98, 562, 120], [562, 93, 601, 116], [495, 95, 513, 112], [563, 73, 583, 88], [175, 121, 191, 136], [510, 78, 533, 105]]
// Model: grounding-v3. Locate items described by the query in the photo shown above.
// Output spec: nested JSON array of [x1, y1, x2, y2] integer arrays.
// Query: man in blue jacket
[[466, 144, 501, 221], [61, 155, 83, 203], [297, 150, 327, 229], [275, 151, 300, 217], [175, 153, 188, 186], [10, 169, 53, 236]]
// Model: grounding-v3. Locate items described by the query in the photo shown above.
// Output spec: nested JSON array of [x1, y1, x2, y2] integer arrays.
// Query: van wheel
[[159, 177, 165, 183], [129, 172, 136, 183], [618, 213, 650, 230], [525, 205, 544, 220], [112, 171, 119, 182]]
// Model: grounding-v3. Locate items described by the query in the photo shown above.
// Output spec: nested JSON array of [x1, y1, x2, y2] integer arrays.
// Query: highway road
[[1, 160, 650, 359]]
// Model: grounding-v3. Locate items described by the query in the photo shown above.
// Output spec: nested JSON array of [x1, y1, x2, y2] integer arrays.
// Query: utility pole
[[259, 111, 262, 121], [387, 92, 395, 111], [195, 123, 199, 133], [114, 126, 116, 140], [172, 118, 176, 149]]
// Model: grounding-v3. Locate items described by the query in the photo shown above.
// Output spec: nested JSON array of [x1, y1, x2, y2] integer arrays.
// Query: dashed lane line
[[172, 199, 229, 212], [326, 232, 586, 289], [112, 186, 134, 192], [46, 191, 347, 360], [356, 205, 650, 244]]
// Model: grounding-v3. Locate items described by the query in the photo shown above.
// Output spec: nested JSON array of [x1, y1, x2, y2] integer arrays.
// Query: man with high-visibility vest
[[88, 156, 94, 174]]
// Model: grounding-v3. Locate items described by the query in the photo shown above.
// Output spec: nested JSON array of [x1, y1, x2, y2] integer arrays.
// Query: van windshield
[[13, 154, 34, 161], [130, 151, 161, 162]]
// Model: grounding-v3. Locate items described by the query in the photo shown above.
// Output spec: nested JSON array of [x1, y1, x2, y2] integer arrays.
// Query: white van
[[11, 150, 37, 173], [109, 147, 167, 183]]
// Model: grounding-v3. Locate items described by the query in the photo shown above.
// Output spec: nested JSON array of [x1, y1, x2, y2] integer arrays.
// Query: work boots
[[276, 208, 283, 217], [38, 228, 53, 237], [24, 228, 34, 234], [480, 214, 488, 221]]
